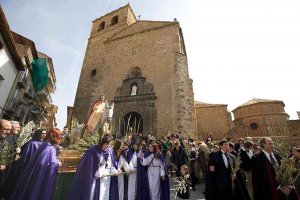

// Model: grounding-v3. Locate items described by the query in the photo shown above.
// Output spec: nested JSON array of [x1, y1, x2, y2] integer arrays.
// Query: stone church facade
[[73, 4, 196, 137]]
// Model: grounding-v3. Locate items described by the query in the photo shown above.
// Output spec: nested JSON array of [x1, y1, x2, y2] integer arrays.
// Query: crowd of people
[[155, 133, 300, 200], [0, 119, 62, 200], [1, 118, 300, 200], [69, 133, 170, 200]]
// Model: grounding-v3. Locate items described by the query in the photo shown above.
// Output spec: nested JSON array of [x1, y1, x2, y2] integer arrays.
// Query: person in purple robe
[[18, 129, 47, 169], [10, 128, 62, 200], [126, 141, 140, 200], [69, 134, 116, 200], [108, 139, 128, 200], [4, 129, 47, 199], [137, 142, 170, 200], [136, 142, 151, 200], [122, 141, 129, 200]]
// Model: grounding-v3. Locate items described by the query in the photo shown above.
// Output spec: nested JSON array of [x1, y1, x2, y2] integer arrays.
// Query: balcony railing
[[36, 88, 52, 105], [47, 76, 56, 93], [7, 99, 19, 113], [17, 71, 26, 88], [24, 86, 35, 99], [31, 106, 48, 122]]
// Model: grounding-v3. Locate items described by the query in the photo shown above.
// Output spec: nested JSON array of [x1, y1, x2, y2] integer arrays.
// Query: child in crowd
[[176, 165, 190, 199]]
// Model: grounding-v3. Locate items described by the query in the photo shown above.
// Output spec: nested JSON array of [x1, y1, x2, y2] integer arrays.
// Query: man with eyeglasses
[[0, 119, 11, 139], [0, 119, 11, 155], [0, 119, 12, 199], [0, 119, 11, 168], [1, 121, 21, 198], [5, 121, 21, 150], [0, 119, 12, 170]]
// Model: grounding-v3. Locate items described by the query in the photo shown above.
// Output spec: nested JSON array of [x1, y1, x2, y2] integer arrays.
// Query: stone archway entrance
[[121, 112, 143, 136], [113, 67, 157, 137]]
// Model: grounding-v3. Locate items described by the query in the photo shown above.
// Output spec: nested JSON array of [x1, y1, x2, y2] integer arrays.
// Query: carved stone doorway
[[113, 67, 157, 137], [121, 112, 143, 136]]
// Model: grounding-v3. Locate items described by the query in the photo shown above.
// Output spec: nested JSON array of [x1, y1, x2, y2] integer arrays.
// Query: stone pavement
[[169, 178, 206, 200]]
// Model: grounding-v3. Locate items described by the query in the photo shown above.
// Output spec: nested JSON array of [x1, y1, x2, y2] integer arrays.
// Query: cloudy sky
[[2, 0, 299, 128]]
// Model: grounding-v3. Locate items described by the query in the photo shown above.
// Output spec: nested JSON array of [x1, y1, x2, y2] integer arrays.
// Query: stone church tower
[[73, 4, 196, 137]]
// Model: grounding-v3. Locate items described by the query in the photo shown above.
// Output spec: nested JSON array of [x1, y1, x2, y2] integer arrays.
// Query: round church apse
[[120, 112, 143, 136]]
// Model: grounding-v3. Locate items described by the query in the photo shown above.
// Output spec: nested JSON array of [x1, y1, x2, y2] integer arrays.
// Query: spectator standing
[[207, 140, 233, 200], [172, 141, 187, 177], [189, 143, 197, 191], [252, 137, 286, 200]]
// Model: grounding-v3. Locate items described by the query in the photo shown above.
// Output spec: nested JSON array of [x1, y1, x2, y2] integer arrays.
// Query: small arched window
[[111, 16, 119, 26], [98, 21, 105, 31]]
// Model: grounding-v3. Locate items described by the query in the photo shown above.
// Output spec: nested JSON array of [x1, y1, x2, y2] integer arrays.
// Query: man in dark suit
[[251, 137, 286, 200], [208, 139, 233, 200]]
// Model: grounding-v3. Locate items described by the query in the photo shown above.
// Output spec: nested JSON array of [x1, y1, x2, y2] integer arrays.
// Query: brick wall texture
[[232, 100, 290, 139], [195, 103, 232, 140]]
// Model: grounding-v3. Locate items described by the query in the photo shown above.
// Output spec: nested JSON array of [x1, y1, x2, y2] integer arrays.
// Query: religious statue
[[85, 95, 106, 134], [131, 84, 137, 95]]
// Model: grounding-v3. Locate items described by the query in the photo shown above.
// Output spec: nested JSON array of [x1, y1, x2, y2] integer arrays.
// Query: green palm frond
[[276, 157, 299, 186], [0, 142, 15, 165], [272, 136, 290, 158], [232, 156, 242, 175], [17, 121, 35, 148], [1, 121, 35, 165], [68, 134, 99, 152], [272, 136, 300, 186]]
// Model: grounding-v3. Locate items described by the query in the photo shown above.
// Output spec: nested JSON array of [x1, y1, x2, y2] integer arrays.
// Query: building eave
[[194, 101, 227, 108], [0, 6, 24, 71], [12, 31, 38, 58]]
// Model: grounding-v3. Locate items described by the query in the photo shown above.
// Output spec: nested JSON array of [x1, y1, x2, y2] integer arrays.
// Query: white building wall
[[0, 34, 18, 112]]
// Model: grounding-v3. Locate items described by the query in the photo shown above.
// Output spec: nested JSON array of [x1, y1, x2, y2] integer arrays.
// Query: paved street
[[170, 178, 206, 200]]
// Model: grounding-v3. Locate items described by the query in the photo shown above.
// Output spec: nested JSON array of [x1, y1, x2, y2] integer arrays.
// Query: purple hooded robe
[[68, 145, 109, 200], [126, 149, 140, 200], [107, 147, 120, 200], [10, 142, 59, 200], [136, 151, 170, 200], [17, 140, 42, 172], [2, 140, 42, 199]]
